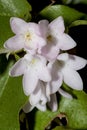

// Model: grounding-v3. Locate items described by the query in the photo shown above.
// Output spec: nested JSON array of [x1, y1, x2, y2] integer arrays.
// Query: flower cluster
[[4, 16, 87, 112]]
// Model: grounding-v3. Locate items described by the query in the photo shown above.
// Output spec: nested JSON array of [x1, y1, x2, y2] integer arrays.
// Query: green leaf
[[0, 16, 14, 48], [62, 0, 87, 5], [27, 82, 87, 130], [59, 90, 87, 129], [28, 89, 87, 130], [0, 0, 32, 19], [0, 0, 32, 49], [28, 108, 59, 130], [0, 57, 28, 130], [53, 126, 73, 130], [69, 20, 87, 28], [39, 5, 87, 25]]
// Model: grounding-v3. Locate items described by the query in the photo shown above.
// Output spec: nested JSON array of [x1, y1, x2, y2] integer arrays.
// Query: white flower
[[4, 17, 46, 54], [39, 16, 76, 61], [23, 81, 58, 112], [23, 81, 47, 112], [9, 53, 51, 96], [46, 53, 87, 97], [57, 53, 87, 90]]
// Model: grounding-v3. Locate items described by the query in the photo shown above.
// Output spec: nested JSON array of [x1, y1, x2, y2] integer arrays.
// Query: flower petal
[[23, 70, 38, 96], [46, 73, 62, 95], [66, 54, 87, 70], [36, 103, 46, 111], [4, 35, 24, 51], [58, 33, 76, 50], [38, 19, 49, 37], [24, 34, 46, 54], [10, 17, 27, 34], [58, 88, 73, 99], [29, 82, 42, 105], [40, 83, 47, 105], [57, 53, 69, 61], [41, 42, 60, 61], [9, 58, 26, 76], [46, 61, 63, 95], [38, 63, 51, 82], [48, 94, 58, 111], [27, 22, 42, 35], [49, 16, 65, 35], [63, 67, 83, 90]]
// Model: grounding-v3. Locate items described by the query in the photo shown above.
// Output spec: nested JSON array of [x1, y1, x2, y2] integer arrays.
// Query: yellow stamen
[[47, 35, 52, 41], [25, 32, 31, 41]]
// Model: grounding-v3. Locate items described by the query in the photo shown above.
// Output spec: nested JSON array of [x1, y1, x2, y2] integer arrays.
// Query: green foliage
[[39, 5, 87, 25], [0, 58, 28, 130], [53, 126, 73, 130], [59, 90, 87, 129], [27, 89, 87, 130], [27, 108, 59, 130], [0, 0, 31, 19], [69, 20, 87, 28], [0, 16, 13, 48], [62, 0, 87, 5]]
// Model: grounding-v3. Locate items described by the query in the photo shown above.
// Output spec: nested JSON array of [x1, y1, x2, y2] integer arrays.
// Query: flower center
[[47, 35, 52, 42], [25, 32, 31, 41], [29, 58, 39, 67], [31, 58, 36, 64], [47, 34, 56, 44]]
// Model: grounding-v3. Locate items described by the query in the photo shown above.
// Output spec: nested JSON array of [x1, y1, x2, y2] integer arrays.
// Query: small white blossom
[[23, 81, 47, 112], [23, 81, 58, 112], [57, 53, 87, 90], [46, 53, 87, 96], [4, 16, 87, 113], [9, 53, 51, 96], [39, 16, 76, 61], [4, 17, 46, 54]]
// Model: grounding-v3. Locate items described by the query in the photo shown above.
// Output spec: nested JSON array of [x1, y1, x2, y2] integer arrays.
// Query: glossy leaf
[[0, 58, 28, 130], [62, 0, 87, 5], [0, 0, 32, 19], [59, 90, 87, 129], [28, 108, 59, 130], [69, 20, 87, 28], [53, 126, 73, 130], [39, 5, 87, 25], [0, 16, 14, 49], [27, 80, 87, 130], [27, 89, 87, 130]]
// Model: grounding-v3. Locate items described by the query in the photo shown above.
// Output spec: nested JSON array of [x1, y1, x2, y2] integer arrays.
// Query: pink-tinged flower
[[47, 53, 87, 95], [22, 80, 72, 112], [23, 81, 48, 112], [58, 88, 73, 99], [4, 17, 46, 54], [23, 81, 58, 112], [9, 53, 51, 96], [39, 16, 76, 61]]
